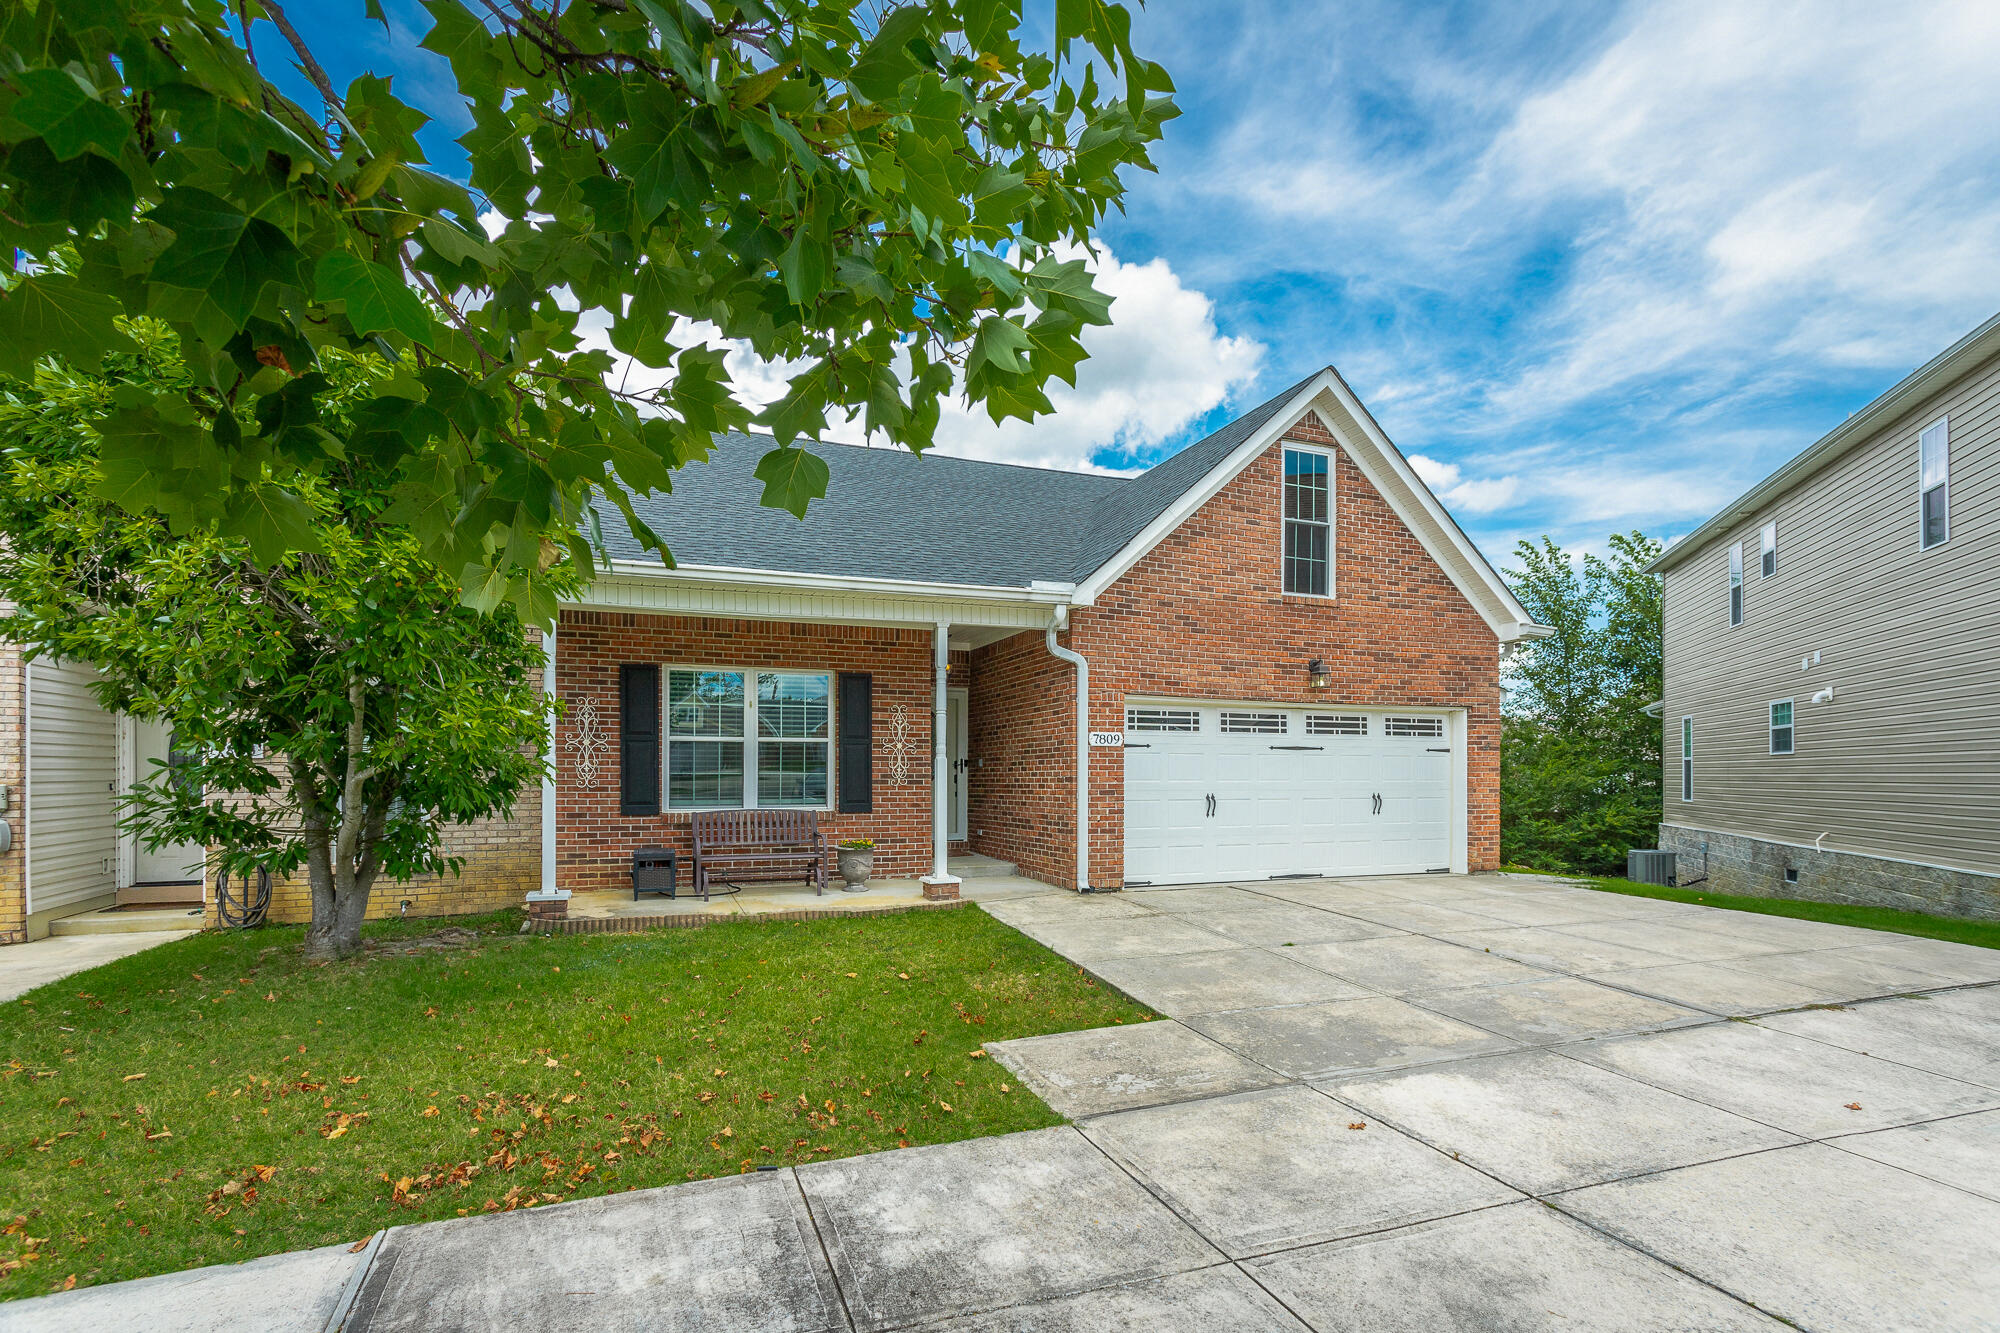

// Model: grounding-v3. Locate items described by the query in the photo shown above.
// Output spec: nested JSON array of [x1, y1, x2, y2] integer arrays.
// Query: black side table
[[632, 847, 678, 900]]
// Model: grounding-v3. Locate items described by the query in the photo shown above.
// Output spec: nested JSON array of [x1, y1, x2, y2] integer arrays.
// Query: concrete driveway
[[12, 873, 2000, 1332]]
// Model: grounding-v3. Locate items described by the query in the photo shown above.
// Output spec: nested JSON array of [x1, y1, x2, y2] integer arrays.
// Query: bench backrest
[[691, 809, 822, 850]]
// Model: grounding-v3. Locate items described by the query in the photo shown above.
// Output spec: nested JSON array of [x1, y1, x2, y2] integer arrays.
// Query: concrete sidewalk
[[9, 872, 2000, 1330], [0, 930, 195, 1003]]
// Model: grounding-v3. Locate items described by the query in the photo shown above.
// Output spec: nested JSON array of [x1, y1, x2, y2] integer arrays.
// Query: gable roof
[[1647, 307, 2000, 575], [597, 370, 1544, 641]]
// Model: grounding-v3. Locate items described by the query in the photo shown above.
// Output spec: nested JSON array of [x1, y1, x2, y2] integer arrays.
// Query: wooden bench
[[690, 809, 830, 900]]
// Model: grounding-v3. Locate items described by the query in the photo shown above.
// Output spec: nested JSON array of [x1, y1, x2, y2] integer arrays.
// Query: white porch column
[[539, 624, 558, 894], [920, 620, 961, 899]]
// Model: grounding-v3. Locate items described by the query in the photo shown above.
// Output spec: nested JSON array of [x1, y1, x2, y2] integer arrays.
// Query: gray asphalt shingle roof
[[599, 374, 1321, 589]]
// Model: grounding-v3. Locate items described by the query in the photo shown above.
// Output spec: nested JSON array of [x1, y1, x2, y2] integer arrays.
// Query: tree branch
[[261, 0, 343, 115]]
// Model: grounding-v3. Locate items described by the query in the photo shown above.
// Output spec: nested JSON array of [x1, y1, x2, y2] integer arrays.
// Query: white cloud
[[1406, 454, 1520, 514], [926, 244, 1265, 471]]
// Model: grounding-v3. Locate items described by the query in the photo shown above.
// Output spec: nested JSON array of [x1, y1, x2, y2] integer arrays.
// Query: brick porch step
[[948, 854, 1019, 880]]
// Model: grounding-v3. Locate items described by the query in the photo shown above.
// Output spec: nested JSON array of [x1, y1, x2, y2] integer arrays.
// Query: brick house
[[0, 369, 1545, 941]]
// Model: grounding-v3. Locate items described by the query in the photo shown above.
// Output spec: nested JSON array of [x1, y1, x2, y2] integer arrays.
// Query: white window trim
[[663, 664, 835, 812], [1727, 542, 1744, 626], [1759, 520, 1777, 579], [1768, 698, 1795, 756], [1280, 441, 1337, 600], [1919, 415, 1950, 551], [1680, 714, 1694, 802]]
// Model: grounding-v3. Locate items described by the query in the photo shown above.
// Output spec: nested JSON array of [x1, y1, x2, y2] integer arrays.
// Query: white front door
[[1122, 704, 1454, 887], [130, 718, 206, 885], [946, 688, 968, 841]]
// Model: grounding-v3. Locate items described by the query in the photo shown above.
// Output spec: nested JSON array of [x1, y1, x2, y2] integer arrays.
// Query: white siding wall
[[27, 659, 118, 913]]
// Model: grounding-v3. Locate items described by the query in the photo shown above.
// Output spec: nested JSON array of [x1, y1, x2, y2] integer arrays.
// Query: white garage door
[[1122, 703, 1454, 886]]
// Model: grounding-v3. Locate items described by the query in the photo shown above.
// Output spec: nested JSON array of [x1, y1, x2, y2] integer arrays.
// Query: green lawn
[[1564, 874, 2000, 951], [0, 906, 1152, 1299]]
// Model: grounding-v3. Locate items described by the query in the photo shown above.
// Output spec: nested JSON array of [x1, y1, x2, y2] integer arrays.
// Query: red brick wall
[[554, 611, 937, 892], [966, 628, 1076, 886], [969, 410, 1501, 887]]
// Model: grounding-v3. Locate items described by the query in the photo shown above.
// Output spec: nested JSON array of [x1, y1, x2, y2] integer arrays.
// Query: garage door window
[[1220, 711, 1287, 734], [1306, 714, 1367, 735], [1383, 716, 1444, 738], [1127, 707, 1200, 732]]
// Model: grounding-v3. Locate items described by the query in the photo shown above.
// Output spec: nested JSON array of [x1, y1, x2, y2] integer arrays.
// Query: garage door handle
[[1205, 794, 1215, 817], [1269, 745, 1324, 751], [1372, 793, 1382, 815], [1426, 747, 1451, 753]]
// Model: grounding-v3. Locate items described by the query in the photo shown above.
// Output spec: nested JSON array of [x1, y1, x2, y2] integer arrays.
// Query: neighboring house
[[0, 368, 1545, 941], [1648, 312, 2000, 918]]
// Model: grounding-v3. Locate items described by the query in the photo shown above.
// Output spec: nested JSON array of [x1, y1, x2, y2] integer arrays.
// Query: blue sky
[[281, 0, 2000, 565]]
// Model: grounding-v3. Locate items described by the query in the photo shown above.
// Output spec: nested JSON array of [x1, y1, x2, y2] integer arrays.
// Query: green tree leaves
[[0, 335, 567, 957], [754, 446, 831, 518], [314, 254, 433, 342], [7, 68, 130, 160], [0, 276, 134, 379], [0, 0, 1175, 610], [1501, 532, 1666, 874]]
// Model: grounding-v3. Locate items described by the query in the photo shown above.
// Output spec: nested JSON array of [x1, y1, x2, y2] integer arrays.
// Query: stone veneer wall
[[1660, 824, 2000, 921]]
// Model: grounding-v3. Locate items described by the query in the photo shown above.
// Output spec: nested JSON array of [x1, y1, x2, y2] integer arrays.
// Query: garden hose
[[215, 865, 273, 929]]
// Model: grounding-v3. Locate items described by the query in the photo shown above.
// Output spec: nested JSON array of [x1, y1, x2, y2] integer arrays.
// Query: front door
[[946, 688, 968, 841], [130, 717, 206, 887]]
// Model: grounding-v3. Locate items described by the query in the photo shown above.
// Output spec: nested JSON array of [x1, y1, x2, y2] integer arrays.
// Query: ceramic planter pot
[[836, 849, 874, 891]]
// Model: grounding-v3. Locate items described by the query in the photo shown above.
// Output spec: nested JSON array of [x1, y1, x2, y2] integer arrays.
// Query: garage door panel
[[1123, 705, 1454, 886]]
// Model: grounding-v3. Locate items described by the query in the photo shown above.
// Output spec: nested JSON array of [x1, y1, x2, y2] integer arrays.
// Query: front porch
[[561, 854, 1055, 926], [543, 566, 1089, 904]]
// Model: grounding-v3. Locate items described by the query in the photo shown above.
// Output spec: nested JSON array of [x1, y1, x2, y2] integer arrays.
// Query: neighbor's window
[[1760, 520, 1777, 578], [1769, 699, 1794, 755], [667, 668, 830, 809], [1283, 447, 1332, 596], [1920, 416, 1950, 549], [1728, 543, 1744, 626], [1681, 715, 1694, 801]]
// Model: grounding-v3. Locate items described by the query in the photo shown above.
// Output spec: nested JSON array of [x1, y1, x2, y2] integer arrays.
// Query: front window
[[1760, 521, 1777, 578], [1681, 715, 1694, 801], [1769, 699, 1794, 755], [1920, 417, 1950, 549], [1728, 543, 1744, 626], [667, 668, 829, 809], [1283, 447, 1331, 596]]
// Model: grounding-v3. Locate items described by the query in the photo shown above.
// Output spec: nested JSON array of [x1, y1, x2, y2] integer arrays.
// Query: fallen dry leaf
[[1347, 1122, 1367, 1131], [968, 1051, 986, 1059], [1845, 1102, 1863, 1111], [121, 1073, 146, 1083], [348, 1236, 372, 1253]]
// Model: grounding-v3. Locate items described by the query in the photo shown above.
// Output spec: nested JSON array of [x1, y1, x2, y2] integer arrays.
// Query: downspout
[[1044, 614, 1092, 892], [540, 624, 557, 894]]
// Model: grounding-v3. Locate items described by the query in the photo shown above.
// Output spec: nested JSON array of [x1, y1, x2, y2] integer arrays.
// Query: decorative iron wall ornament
[[885, 703, 919, 784], [566, 695, 609, 789]]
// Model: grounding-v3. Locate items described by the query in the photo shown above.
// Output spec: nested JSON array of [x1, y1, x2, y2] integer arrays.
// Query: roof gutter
[[596, 558, 1085, 607], [1647, 308, 2000, 575]]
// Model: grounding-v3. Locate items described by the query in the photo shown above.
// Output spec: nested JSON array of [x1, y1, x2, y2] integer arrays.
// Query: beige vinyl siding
[[1661, 349, 2000, 875], [26, 658, 120, 913]]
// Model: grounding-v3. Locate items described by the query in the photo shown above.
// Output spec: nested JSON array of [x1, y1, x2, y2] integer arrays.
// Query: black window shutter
[[837, 672, 873, 813], [620, 665, 660, 816]]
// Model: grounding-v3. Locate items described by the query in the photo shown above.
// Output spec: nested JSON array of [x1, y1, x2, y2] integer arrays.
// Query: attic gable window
[[1282, 446, 1332, 596]]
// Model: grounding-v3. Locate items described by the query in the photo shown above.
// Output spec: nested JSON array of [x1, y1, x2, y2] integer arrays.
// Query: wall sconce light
[[1307, 659, 1331, 690]]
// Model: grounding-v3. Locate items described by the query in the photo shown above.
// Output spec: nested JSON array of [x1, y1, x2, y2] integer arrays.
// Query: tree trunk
[[299, 677, 381, 961]]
